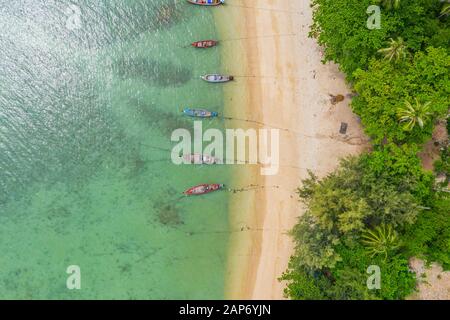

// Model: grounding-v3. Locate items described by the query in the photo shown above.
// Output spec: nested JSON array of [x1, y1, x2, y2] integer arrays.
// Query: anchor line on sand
[[181, 33, 297, 48], [176, 185, 280, 201], [227, 184, 280, 194], [224, 2, 302, 14], [231, 75, 300, 80], [219, 33, 297, 42], [224, 159, 309, 171], [139, 126, 367, 155], [222, 118, 369, 145], [183, 227, 291, 236], [222, 116, 312, 137], [174, 0, 300, 14], [222, 116, 289, 131]]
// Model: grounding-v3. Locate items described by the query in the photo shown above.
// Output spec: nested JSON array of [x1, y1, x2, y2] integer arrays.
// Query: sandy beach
[[216, 0, 369, 299]]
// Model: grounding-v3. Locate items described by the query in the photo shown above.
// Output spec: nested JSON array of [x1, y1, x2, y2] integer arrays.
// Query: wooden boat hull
[[192, 40, 218, 48], [183, 154, 220, 164], [183, 108, 218, 118], [186, 0, 225, 6], [201, 74, 234, 83], [184, 184, 225, 196]]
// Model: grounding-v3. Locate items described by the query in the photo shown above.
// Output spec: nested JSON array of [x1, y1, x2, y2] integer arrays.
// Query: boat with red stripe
[[191, 40, 218, 48], [183, 184, 225, 196], [187, 0, 225, 6]]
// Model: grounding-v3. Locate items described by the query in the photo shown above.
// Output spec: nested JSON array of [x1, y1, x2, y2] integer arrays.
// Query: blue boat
[[187, 0, 225, 6], [183, 108, 219, 118]]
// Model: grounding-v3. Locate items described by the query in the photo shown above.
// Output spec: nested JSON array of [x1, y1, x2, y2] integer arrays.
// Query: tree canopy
[[352, 47, 450, 144], [310, 0, 449, 77], [284, 0, 449, 300]]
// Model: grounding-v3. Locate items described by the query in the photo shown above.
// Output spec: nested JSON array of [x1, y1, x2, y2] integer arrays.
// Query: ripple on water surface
[[0, 0, 230, 299]]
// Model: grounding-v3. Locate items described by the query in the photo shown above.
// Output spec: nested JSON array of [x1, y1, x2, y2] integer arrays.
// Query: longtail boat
[[183, 108, 218, 118], [192, 40, 218, 48], [201, 74, 234, 83], [184, 184, 225, 196], [183, 153, 221, 165], [186, 0, 225, 6]]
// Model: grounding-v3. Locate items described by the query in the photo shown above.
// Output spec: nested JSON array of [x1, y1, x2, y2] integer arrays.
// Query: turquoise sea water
[[0, 0, 231, 299]]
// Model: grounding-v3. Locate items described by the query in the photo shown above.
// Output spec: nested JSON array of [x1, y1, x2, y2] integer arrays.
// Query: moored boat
[[184, 184, 225, 196], [183, 153, 221, 164], [192, 40, 218, 48], [201, 74, 234, 83], [186, 0, 225, 6], [183, 108, 218, 118]]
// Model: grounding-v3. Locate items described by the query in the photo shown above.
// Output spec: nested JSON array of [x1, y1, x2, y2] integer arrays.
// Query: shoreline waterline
[[214, 4, 274, 300], [215, 0, 369, 299]]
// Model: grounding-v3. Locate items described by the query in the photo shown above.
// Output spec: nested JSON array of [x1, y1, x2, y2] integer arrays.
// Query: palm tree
[[377, 0, 401, 10], [378, 37, 408, 62], [440, 2, 450, 17], [361, 224, 400, 260], [397, 98, 432, 131]]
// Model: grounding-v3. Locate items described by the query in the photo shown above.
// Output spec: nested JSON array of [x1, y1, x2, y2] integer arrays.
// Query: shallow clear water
[[0, 0, 231, 299]]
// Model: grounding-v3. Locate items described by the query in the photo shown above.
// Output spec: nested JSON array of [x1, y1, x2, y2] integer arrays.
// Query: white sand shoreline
[[216, 0, 369, 299]]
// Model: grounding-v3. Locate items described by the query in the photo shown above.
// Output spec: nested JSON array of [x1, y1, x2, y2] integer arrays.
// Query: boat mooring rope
[[175, 185, 281, 200], [227, 184, 280, 194], [174, 184, 278, 201], [222, 115, 290, 131], [230, 75, 301, 81], [220, 33, 297, 42], [224, 1, 301, 14], [173, 0, 301, 14], [183, 226, 291, 236], [181, 33, 297, 48]]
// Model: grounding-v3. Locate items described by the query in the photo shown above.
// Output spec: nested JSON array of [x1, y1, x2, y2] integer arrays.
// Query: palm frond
[[397, 99, 432, 131], [361, 224, 400, 260], [378, 37, 408, 62], [440, 3, 450, 17]]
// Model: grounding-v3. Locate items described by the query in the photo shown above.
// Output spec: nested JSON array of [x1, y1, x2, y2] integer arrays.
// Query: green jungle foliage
[[353, 47, 450, 144], [284, 0, 450, 300], [310, 0, 449, 77]]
